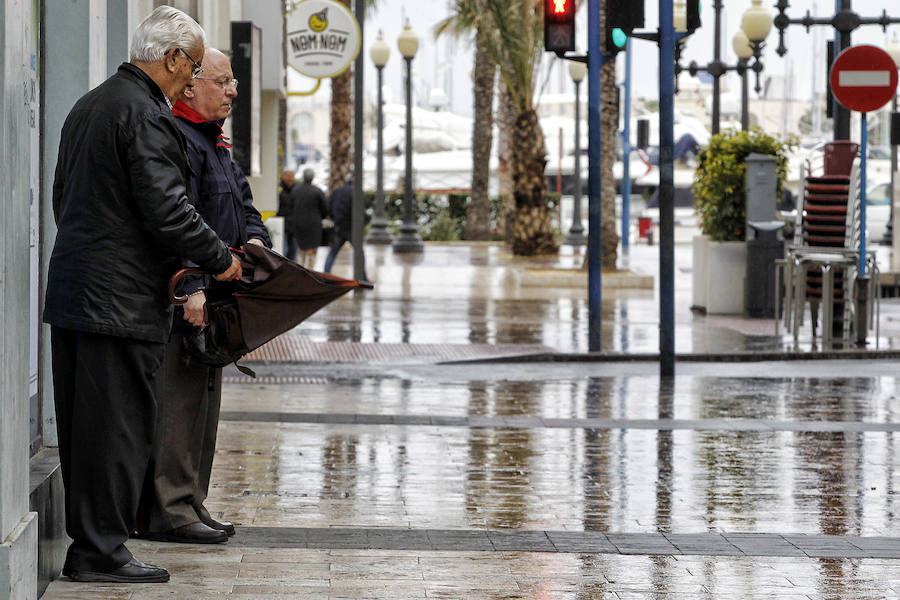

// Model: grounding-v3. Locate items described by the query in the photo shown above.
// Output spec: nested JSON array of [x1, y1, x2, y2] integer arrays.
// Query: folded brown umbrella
[[168, 243, 372, 376]]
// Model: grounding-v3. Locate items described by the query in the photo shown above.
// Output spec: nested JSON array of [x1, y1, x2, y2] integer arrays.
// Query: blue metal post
[[621, 38, 632, 252], [833, 0, 841, 141], [658, 0, 676, 376], [587, 0, 604, 351], [860, 112, 867, 275]]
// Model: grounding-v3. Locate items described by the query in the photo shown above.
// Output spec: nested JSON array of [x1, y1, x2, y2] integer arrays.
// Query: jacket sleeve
[[126, 113, 232, 274], [277, 189, 293, 217], [318, 189, 329, 219], [231, 160, 272, 248]]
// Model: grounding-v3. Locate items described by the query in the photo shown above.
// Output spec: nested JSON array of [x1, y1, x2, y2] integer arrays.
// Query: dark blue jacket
[[329, 182, 353, 238], [174, 101, 271, 295]]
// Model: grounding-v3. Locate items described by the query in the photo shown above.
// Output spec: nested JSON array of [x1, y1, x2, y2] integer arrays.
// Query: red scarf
[[173, 100, 233, 149]]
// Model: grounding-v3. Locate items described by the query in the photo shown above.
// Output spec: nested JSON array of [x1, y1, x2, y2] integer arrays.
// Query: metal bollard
[[855, 275, 870, 347]]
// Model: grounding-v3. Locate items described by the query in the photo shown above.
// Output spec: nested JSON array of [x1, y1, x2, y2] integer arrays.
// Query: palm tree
[[600, 1, 619, 269], [479, 0, 555, 255], [327, 0, 355, 193], [436, 1, 496, 241]]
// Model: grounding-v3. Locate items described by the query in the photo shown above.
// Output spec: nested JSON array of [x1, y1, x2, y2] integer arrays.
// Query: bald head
[[181, 48, 237, 122]]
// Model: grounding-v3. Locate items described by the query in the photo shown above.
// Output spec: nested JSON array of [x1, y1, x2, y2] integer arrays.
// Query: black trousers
[[51, 326, 165, 572], [139, 317, 223, 532]]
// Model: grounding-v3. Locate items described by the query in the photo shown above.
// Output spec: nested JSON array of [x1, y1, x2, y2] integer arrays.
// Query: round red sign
[[829, 45, 899, 113]]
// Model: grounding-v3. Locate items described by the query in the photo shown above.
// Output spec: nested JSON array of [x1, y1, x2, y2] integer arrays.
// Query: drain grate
[[222, 375, 329, 385], [243, 336, 551, 364]]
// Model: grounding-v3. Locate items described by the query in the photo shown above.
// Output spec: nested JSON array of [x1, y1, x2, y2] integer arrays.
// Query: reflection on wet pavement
[[40, 369, 900, 599], [289, 243, 900, 354], [38, 241, 900, 599]]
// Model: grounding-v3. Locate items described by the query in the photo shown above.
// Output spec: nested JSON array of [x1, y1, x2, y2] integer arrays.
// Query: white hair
[[129, 6, 205, 63]]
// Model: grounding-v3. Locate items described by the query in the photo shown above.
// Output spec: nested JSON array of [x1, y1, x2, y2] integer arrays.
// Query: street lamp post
[[393, 20, 424, 254], [732, 31, 753, 131], [566, 60, 587, 246], [675, 0, 770, 134], [367, 31, 392, 245], [885, 35, 900, 246]]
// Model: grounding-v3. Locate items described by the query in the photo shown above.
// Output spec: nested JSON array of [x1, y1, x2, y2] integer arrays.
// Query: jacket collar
[[118, 63, 170, 107]]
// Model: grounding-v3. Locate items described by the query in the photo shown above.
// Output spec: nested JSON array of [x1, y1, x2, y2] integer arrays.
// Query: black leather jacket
[[44, 63, 233, 343]]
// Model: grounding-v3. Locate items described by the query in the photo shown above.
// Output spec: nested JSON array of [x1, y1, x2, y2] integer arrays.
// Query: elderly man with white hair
[[44, 6, 241, 583]]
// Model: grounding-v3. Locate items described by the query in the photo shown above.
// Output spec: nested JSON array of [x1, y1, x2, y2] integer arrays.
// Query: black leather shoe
[[64, 557, 170, 583], [145, 521, 228, 544], [199, 515, 235, 537]]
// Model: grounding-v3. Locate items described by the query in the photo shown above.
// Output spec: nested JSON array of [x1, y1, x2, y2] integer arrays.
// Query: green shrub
[[692, 128, 795, 242], [422, 212, 462, 241]]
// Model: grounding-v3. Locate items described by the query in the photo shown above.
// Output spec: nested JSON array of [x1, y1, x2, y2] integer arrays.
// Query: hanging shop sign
[[287, 0, 361, 79]]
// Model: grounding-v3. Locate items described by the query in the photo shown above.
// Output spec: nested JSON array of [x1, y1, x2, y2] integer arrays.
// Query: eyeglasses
[[195, 77, 239, 90], [178, 48, 204, 79]]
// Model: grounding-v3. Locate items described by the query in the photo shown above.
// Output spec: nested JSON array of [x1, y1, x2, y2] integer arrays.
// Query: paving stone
[[40, 349, 900, 599]]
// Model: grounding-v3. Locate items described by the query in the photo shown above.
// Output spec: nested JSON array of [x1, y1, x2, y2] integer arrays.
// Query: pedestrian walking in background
[[277, 169, 298, 260], [288, 168, 329, 269], [323, 174, 367, 280], [43, 6, 241, 584], [137, 48, 271, 546]]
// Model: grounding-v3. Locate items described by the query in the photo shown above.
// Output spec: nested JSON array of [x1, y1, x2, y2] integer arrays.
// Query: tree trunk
[[496, 81, 516, 242], [465, 38, 496, 241], [601, 56, 620, 270], [328, 69, 353, 193], [327, 0, 353, 193], [510, 108, 556, 256]]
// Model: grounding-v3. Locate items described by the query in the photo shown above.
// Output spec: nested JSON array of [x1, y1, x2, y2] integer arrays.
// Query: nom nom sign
[[287, 0, 361, 79]]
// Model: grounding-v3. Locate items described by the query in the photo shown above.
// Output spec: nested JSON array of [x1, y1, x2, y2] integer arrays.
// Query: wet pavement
[[40, 242, 900, 599], [281, 242, 900, 356]]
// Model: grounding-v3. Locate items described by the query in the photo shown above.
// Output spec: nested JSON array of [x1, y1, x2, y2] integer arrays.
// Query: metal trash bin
[[745, 221, 785, 318], [744, 153, 783, 318]]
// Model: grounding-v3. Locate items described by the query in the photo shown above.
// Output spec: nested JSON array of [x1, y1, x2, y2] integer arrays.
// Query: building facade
[[0, 1, 285, 597]]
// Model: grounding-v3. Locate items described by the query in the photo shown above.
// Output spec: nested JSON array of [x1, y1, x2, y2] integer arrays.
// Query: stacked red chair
[[799, 142, 859, 337]]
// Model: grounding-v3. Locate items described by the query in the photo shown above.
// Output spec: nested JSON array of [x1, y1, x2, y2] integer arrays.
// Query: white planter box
[[705, 240, 747, 314], [691, 235, 709, 310]]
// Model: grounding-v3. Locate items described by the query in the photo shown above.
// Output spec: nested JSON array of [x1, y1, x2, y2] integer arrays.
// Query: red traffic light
[[544, 0, 575, 54], [545, 0, 574, 20]]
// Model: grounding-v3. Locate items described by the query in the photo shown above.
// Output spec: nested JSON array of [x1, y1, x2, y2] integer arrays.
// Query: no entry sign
[[829, 45, 898, 113]]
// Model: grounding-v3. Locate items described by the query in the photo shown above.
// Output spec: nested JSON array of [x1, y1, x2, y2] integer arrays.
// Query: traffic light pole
[[621, 38, 632, 252], [587, 0, 605, 352], [659, 0, 676, 376]]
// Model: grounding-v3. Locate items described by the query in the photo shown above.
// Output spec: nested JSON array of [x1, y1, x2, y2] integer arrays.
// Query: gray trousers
[[138, 319, 223, 532]]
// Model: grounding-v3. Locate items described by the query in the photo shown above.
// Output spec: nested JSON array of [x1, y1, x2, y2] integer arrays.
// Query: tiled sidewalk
[[41, 362, 900, 599]]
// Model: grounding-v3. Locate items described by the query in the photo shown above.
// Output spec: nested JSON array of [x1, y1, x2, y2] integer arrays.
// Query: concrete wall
[[250, 90, 284, 213], [1, 0, 40, 596], [242, 0, 284, 213]]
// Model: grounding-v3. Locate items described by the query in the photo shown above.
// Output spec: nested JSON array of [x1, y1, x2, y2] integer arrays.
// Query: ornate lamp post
[[734, 1, 773, 131], [367, 31, 392, 244], [884, 34, 900, 245], [732, 30, 754, 131], [674, 0, 770, 134], [565, 59, 587, 246], [392, 21, 424, 254]]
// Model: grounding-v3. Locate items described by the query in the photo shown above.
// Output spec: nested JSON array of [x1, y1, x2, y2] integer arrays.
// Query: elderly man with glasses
[[136, 47, 271, 546], [44, 6, 241, 583]]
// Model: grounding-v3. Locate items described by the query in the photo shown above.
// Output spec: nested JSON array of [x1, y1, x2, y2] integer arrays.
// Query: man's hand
[[213, 254, 242, 281], [246, 238, 265, 247], [183, 291, 207, 326]]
